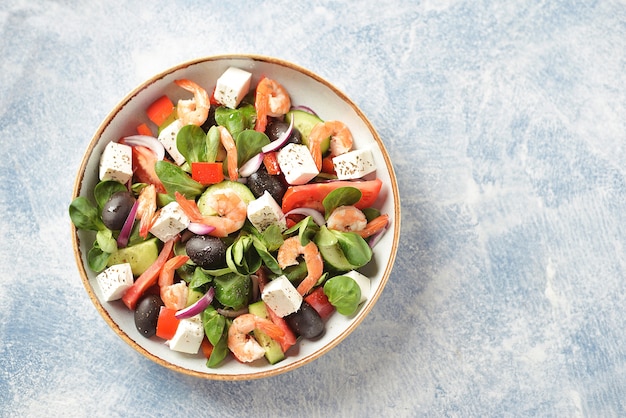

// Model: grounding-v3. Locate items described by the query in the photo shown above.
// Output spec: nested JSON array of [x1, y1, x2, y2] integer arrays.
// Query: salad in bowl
[[70, 55, 400, 380]]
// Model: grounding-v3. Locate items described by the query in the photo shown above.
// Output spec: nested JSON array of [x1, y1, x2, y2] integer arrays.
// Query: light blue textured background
[[1, 1, 625, 416]]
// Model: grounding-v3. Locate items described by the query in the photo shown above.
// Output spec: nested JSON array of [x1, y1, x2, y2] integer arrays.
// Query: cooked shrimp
[[159, 255, 190, 309], [175, 191, 246, 237], [277, 236, 323, 296], [135, 184, 157, 238], [326, 205, 368, 233], [228, 313, 285, 362], [307, 120, 353, 170], [174, 79, 210, 126], [356, 214, 390, 239], [217, 126, 238, 181], [327, 206, 389, 239], [161, 282, 189, 310], [254, 77, 291, 133]]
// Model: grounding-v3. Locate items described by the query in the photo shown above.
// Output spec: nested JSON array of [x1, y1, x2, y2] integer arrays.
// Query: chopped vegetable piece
[[263, 152, 281, 175], [146, 95, 175, 127], [281, 178, 383, 214], [304, 286, 335, 320], [256, 268, 297, 352], [200, 338, 214, 358], [156, 307, 180, 340], [136, 123, 153, 137], [121, 238, 176, 310]]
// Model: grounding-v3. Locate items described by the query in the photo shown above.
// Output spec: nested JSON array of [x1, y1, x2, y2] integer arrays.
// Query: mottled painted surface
[[1, 0, 626, 416]]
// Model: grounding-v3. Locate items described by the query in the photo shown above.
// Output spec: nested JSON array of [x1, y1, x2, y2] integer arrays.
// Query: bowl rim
[[71, 53, 401, 380]]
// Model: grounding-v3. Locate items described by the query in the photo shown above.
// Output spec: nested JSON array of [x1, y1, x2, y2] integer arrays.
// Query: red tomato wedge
[[281, 178, 383, 214], [191, 162, 224, 185], [146, 95, 174, 127], [121, 238, 176, 310], [304, 287, 335, 320], [156, 307, 180, 340]]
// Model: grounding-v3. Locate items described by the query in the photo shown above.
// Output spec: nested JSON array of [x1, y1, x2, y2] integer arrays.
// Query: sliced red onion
[[291, 105, 319, 117], [368, 225, 388, 248], [250, 274, 259, 302], [261, 115, 294, 153], [284, 207, 326, 227], [217, 306, 249, 318], [123, 135, 165, 161], [175, 287, 215, 319], [187, 222, 216, 235], [116, 200, 138, 248], [238, 152, 265, 177]]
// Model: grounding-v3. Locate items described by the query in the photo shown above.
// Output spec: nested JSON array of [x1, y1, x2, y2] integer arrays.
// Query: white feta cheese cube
[[343, 270, 370, 304], [157, 119, 186, 165], [168, 314, 204, 354], [247, 191, 287, 232], [277, 143, 320, 185], [332, 148, 377, 180], [261, 275, 303, 317], [214, 67, 252, 109], [99, 141, 133, 184], [95, 263, 134, 302], [149, 202, 190, 242]]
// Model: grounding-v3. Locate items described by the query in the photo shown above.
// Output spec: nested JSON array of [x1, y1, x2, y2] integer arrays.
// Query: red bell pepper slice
[[121, 238, 176, 310], [263, 152, 281, 175], [321, 155, 336, 175], [155, 307, 180, 340], [191, 162, 224, 185], [136, 123, 154, 137], [200, 338, 214, 358], [146, 95, 175, 127]]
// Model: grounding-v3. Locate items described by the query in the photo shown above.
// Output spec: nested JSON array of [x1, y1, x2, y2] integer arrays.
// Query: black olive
[[200, 104, 217, 132], [101, 191, 136, 230], [266, 119, 302, 145], [285, 301, 325, 339], [185, 235, 227, 269], [134, 294, 163, 338], [247, 167, 287, 204]]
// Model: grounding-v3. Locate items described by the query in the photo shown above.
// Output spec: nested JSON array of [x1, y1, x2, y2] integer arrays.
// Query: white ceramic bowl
[[71, 54, 401, 380]]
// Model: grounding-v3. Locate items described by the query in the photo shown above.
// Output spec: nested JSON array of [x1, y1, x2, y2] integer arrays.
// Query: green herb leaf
[[215, 104, 256, 138], [251, 236, 282, 275], [235, 129, 270, 166], [261, 224, 284, 252], [87, 242, 110, 272], [207, 321, 230, 368], [96, 228, 117, 254], [323, 275, 361, 316], [176, 124, 210, 164], [69, 197, 106, 231], [333, 230, 372, 268], [93, 180, 127, 210], [213, 272, 251, 309], [202, 306, 226, 346], [322, 187, 362, 219], [188, 267, 213, 290], [206, 125, 220, 163], [155, 160, 204, 198], [362, 207, 381, 222]]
